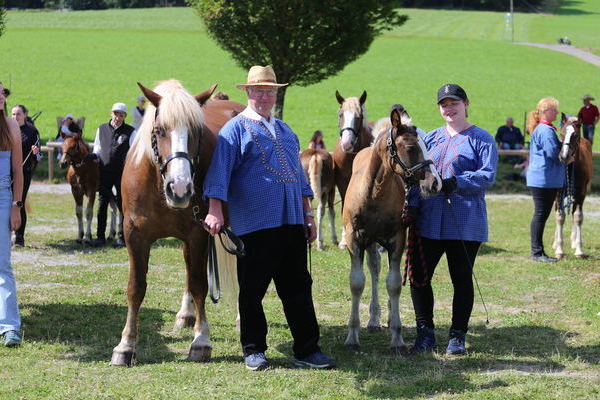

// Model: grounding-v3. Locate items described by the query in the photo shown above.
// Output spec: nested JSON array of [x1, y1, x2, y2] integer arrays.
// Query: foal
[[342, 108, 440, 353]]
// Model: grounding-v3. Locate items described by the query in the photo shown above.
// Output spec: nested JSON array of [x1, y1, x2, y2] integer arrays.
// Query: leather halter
[[386, 128, 432, 181]]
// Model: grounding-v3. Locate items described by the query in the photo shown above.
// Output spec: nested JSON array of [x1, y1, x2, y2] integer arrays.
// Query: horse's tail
[[215, 237, 239, 308], [308, 153, 322, 202]]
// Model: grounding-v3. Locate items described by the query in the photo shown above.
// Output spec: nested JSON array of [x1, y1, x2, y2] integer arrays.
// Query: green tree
[[191, 0, 407, 118], [0, 0, 5, 40]]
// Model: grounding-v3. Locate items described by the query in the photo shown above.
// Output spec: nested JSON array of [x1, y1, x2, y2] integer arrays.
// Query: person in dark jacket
[[11, 105, 41, 247], [89, 103, 136, 248], [56, 114, 82, 139]]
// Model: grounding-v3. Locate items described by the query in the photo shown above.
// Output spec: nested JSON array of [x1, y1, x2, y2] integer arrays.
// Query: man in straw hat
[[578, 94, 599, 145], [203, 65, 336, 371]]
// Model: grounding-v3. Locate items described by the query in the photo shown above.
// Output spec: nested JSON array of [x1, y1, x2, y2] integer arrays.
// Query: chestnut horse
[[110, 80, 245, 366], [552, 115, 594, 258], [342, 108, 440, 353], [59, 133, 118, 244], [333, 90, 374, 248], [300, 148, 337, 250]]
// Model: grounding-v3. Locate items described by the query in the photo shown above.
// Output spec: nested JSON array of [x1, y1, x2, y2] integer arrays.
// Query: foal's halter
[[64, 139, 89, 168], [386, 128, 432, 182], [150, 109, 203, 181]]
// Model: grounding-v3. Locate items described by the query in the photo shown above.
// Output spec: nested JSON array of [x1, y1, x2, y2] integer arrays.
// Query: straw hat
[[582, 94, 595, 101], [236, 65, 288, 89]]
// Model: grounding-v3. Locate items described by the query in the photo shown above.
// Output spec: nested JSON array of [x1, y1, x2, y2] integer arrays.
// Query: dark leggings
[[14, 170, 33, 241], [410, 237, 481, 332], [529, 186, 558, 257]]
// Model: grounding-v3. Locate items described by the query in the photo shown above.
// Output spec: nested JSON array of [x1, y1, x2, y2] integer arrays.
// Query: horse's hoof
[[174, 316, 195, 329], [188, 345, 212, 362], [575, 253, 587, 259], [390, 345, 408, 356], [345, 343, 360, 351], [76, 238, 83, 244], [110, 351, 135, 367], [317, 245, 324, 251], [367, 325, 382, 333], [555, 253, 564, 260], [338, 243, 347, 250]]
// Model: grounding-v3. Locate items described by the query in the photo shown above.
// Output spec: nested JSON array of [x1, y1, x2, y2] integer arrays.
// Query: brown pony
[[300, 148, 337, 250], [110, 80, 245, 366], [332, 90, 374, 248], [552, 115, 594, 258], [59, 133, 118, 243], [342, 108, 440, 353]]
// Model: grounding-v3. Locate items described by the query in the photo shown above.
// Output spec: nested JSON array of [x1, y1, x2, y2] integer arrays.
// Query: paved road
[[518, 42, 600, 68]]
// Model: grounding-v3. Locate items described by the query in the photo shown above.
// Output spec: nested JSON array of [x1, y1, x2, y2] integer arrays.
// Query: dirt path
[[518, 42, 600, 68]]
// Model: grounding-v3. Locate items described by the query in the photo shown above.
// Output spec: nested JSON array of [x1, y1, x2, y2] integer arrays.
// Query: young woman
[[11, 105, 41, 247], [526, 97, 564, 263], [307, 130, 326, 150], [0, 82, 24, 347], [409, 84, 498, 355]]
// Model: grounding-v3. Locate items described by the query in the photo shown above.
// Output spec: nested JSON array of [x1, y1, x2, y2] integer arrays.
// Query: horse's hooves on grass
[[575, 254, 587, 259], [188, 345, 212, 362], [174, 316, 195, 329], [390, 345, 408, 356], [110, 351, 135, 367], [367, 326, 383, 333], [338, 243, 347, 250], [555, 254, 565, 260], [345, 343, 360, 351]]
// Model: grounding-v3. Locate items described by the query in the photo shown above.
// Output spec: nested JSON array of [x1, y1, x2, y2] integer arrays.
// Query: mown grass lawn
[[1, 185, 598, 399], [2, 2, 600, 152]]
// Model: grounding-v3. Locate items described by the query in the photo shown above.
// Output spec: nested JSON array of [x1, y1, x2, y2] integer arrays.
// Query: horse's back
[[201, 100, 246, 135]]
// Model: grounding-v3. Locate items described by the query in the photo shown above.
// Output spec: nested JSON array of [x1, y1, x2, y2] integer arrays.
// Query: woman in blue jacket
[[526, 97, 564, 263]]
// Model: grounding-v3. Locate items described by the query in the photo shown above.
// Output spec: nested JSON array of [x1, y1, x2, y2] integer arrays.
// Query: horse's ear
[[195, 84, 218, 106], [335, 90, 345, 105], [72, 131, 82, 140], [390, 108, 401, 129], [137, 82, 162, 108], [359, 91, 367, 106], [561, 112, 567, 124]]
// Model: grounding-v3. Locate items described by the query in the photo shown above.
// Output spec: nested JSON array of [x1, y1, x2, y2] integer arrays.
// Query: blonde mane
[[130, 79, 204, 166], [372, 113, 413, 143]]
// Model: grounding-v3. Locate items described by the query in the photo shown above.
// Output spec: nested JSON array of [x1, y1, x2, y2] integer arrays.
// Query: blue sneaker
[[4, 330, 22, 347], [446, 329, 467, 355], [409, 326, 437, 354], [293, 351, 336, 369], [244, 352, 268, 371]]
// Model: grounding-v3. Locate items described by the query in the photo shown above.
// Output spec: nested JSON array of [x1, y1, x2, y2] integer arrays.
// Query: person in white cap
[[89, 102, 135, 248], [203, 65, 336, 371], [577, 94, 599, 145]]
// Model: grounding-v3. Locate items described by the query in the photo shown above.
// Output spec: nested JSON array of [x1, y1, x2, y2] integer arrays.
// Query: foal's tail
[[308, 153, 323, 202]]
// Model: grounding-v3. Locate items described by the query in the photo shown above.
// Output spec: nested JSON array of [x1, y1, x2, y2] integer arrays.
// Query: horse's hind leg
[[84, 191, 95, 244], [552, 204, 565, 259], [316, 196, 325, 250], [111, 233, 150, 366], [366, 243, 382, 333], [73, 192, 84, 243], [327, 189, 338, 247], [387, 239, 406, 354], [184, 235, 212, 362], [572, 203, 585, 258], [175, 291, 195, 329], [345, 239, 365, 350]]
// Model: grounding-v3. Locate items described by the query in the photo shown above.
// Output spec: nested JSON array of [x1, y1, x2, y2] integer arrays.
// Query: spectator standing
[[0, 82, 24, 347], [130, 95, 146, 130], [577, 94, 599, 145], [89, 103, 135, 248], [11, 105, 41, 247], [308, 130, 326, 150], [526, 97, 565, 263]]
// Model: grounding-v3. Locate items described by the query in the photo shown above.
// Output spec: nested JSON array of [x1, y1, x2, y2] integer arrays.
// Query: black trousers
[[15, 169, 33, 241], [96, 170, 122, 240], [410, 237, 481, 332], [237, 225, 320, 358], [529, 186, 558, 257]]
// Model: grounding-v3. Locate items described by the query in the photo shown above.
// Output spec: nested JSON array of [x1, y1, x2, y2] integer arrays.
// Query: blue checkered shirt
[[410, 125, 498, 242], [204, 115, 313, 236]]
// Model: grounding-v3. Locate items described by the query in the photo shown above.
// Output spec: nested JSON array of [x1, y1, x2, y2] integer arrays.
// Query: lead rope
[[560, 163, 575, 213], [401, 201, 429, 287]]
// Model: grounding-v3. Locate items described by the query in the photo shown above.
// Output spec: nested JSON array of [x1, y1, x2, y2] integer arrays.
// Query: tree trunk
[[274, 86, 287, 120]]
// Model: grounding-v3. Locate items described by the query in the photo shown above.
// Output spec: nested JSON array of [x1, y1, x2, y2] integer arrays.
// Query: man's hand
[[32, 145, 40, 155], [441, 176, 457, 195], [204, 198, 224, 236], [305, 215, 317, 243]]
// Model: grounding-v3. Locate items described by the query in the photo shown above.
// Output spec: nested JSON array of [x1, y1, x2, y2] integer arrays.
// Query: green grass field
[[1, 2, 600, 152], [1, 187, 598, 399]]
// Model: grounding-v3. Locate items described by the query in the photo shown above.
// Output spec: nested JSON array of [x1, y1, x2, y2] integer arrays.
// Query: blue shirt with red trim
[[410, 125, 498, 242], [203, 114, 313, 236], [526, 123, 565, 189]]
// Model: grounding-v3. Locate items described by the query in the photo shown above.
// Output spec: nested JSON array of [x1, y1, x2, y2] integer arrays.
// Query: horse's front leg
[[345, 236, 365, 350], [366, 243, 381, 332], [84, 191, 95, 244], [174, 291, 195, 329], [111, 229, 150, 366], [316, 196, 325, 250], [73, 190, 84, 243], [387, 235, 406, 354], [184, 233, 212, 362], [572, 203, 585, 257], [328, 190, 338, 247], [552, 205, 565, 259]]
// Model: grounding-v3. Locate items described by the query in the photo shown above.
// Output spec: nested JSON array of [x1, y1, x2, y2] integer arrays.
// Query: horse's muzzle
[[164, 178, 194, 208], [59, 161, 69, 169]]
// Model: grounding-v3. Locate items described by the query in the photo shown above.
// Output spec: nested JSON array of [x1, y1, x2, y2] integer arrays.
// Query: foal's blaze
[[59, 133, 87, 170], [136, 81, 216, 208], [336, 90, 368, 153]]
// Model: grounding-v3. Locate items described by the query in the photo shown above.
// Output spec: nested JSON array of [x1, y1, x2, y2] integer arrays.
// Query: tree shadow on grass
[[21, 302, 184, 365], [46, 236, 184, 254], [478, 243, 507, 255], [273, 322, 596, 399], [557, 1, 598, 15]]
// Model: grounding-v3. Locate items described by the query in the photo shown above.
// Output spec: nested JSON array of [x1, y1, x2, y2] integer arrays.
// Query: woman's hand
[[10, 206, 21, 231]]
